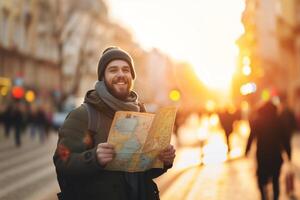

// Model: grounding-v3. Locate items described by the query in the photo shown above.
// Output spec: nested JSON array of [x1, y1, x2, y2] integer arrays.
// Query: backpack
[[56, 103, 100, 200], [82, 103, 101, 133]]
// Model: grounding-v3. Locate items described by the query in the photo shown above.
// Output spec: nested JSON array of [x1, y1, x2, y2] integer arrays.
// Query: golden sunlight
[[109, 0, 246, 92], [190, 44, 239, 92]]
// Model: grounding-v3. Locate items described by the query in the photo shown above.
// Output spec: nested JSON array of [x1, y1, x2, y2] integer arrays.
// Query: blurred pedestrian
[[53, 46, 175, 200], [11, 101, 24, 147], [279, 95, 298, 160], [245, 101, 290, 200], [0, 104, 4, 126], [218, 107, 238, 153], [2, 103, 13, 138], [173, 110, 186, 147], [29, 105, 47, 143], [44, 107, 53, 138]]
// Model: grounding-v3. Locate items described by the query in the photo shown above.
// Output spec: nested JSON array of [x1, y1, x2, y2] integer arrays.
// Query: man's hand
[[96, 143, 115, 166], [159, 144, 176, 167]]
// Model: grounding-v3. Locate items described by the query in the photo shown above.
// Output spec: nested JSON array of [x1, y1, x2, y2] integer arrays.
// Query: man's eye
[[123, 68, 130, 73]]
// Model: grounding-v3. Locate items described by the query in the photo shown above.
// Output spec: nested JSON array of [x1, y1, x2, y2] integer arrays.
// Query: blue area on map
[[115, 116, 138, 134], [140, 154, 152, 169], [116, 153, 132, 161], [116, 137, 141, 168], [121, 137, 141, 153]]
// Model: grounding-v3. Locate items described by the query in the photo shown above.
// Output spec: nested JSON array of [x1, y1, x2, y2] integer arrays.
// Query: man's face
[[104, 60, 133, 100]]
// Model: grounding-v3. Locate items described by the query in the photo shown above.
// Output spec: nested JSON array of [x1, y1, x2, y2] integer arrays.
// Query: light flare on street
[[179, 112, 251, 166]]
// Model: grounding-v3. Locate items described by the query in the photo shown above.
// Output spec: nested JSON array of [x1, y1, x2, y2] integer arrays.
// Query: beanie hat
[[97, 46, 135, 80]]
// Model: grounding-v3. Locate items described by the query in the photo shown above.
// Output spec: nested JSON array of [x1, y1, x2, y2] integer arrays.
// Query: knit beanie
[[97, 46, 135, 81]]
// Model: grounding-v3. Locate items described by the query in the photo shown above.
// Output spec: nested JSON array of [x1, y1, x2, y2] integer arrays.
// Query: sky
[[107, 0, 245, 91]]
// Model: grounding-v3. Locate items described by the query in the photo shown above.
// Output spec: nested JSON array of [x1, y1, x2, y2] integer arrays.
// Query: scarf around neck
[[95, 81, 140, 112]]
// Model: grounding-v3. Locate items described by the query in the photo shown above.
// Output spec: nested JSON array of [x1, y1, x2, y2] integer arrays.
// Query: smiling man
[[104, 59, 133, 100], [53, 46, 176, 200]]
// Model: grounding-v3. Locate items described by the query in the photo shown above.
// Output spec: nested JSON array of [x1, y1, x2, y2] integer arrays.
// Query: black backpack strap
[[82, 103, 100, 133]]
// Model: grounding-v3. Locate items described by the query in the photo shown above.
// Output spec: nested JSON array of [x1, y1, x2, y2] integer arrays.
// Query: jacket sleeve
[[145, 164, 172, 179], [53, 105, 103, 179]]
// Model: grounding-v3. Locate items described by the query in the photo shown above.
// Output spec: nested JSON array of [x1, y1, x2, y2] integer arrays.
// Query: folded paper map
[[105, 107, 177, 172]]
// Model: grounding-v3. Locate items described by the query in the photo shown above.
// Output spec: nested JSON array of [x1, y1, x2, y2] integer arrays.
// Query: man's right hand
[[96, 143, 115, 166]]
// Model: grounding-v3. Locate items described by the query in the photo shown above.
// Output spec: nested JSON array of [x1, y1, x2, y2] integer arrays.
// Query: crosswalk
[[0, 130, 59, 200]]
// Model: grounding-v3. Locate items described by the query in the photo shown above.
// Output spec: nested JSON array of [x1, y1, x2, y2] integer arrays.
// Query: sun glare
[[109, 0, 246, 92]]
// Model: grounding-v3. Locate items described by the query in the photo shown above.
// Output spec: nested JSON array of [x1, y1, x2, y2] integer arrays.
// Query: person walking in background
[[2, 103, 13, 138], [279, 94, 298, 160], [29, 104, 47, 143], [173, 110, 186, 147], [11, 101, 24, 147], [218, 107, 236, 154], [245, 101, 290, 200], [53, 46, 176, 200]]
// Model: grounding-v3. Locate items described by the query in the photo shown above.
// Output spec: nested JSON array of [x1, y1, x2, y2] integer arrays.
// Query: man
[[279, 94, 298, 160], [53, 46, 176, 200], [245, 101, 289, 200], [218, 108, 235, 153]]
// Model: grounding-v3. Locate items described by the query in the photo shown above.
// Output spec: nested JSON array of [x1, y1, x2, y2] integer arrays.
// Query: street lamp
[[169, 89, 181, 102]]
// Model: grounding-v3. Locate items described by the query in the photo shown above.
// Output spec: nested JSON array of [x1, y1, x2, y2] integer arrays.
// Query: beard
[[104, 76, 132, 100]]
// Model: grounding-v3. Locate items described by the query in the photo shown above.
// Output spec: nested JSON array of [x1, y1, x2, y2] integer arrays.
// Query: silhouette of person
[[218, 108, 237, 153], [11, 101, 24, 147], [245, 101, 290, 200], [2, 103, 13, 138], [279, 95, 298, 161]]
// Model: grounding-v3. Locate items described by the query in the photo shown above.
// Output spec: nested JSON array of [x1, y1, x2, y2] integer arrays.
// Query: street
[[0, 130, 59, 200], [1, 0, 300, 199], [0, 122, 300, 200]]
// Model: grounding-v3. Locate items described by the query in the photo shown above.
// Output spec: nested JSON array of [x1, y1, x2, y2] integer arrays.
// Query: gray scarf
[[95, 81, 140, 112]]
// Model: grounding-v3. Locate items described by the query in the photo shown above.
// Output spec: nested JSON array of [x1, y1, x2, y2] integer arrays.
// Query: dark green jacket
[[53, 90, 170, 200]]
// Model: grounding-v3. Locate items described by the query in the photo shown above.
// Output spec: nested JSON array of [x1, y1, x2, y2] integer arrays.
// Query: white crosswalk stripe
[[0, 131, 59, 200]]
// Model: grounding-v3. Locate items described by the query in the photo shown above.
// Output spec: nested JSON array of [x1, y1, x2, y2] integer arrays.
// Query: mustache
[[112, 77, 128, 84]]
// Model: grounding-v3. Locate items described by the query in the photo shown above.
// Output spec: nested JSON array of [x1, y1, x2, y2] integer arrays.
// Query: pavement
[[0, 128, 59, 200], [155, 134, 300, 200], [0, 126, 300, 200]]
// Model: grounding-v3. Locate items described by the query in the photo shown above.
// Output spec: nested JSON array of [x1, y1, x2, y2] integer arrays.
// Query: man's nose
[[116, 69, 125, 77]]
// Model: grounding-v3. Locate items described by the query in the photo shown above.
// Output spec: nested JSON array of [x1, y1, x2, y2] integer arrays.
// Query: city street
[[0, 130, 59, 200], [0, 123, 300, 200], [1, 0, 300, 199]]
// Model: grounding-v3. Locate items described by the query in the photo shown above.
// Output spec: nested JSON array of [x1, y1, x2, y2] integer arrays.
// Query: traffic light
[[12, 86, 25, 99], [25, 90, 35, 102]]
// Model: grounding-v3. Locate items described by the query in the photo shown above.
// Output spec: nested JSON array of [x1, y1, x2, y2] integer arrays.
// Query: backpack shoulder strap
[[82, 103, 100, 133], [138, 102, 147, 113]]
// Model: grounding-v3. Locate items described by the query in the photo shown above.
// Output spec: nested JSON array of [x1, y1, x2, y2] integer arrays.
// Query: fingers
[[96, 143, 115, 166], [160, 145, 175, 156], [159, 152, 176, 161], [161, 144, 173, 152], [161, 148, 175, 157], [98, 142, 114, 149], [97, 143, 115, 154], [159, 145, 176, 166]]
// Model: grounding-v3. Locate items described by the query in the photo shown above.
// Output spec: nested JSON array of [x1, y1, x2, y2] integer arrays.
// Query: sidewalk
[[156, 134, 300, 200]]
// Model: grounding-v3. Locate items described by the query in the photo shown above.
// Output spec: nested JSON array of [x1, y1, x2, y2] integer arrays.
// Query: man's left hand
[[159, 144, 176, 167]]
